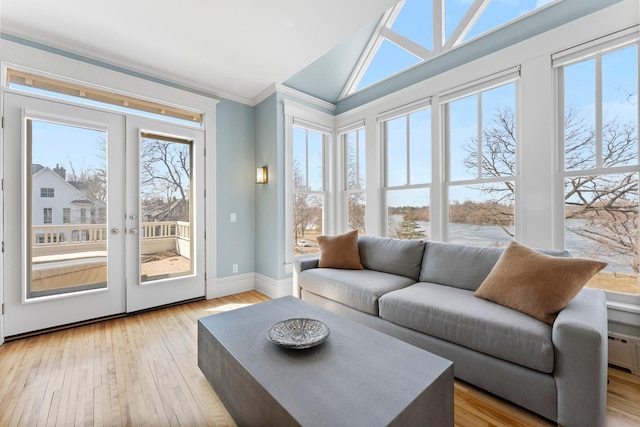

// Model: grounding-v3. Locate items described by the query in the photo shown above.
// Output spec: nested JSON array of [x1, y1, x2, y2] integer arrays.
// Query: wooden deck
[[0, 290, 639, 426]]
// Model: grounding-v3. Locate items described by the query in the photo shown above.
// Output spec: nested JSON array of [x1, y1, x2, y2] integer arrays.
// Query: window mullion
[[406, 115, 411, 185], [356, 132, 361, 188], [305, 130, 310, 190], [595, 54, 603, 168], [477, 93, 483, 179]]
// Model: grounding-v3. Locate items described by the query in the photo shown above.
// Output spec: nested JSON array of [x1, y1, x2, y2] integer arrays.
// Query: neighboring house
[[31, 164, 105, 243], [142, 198, 189, 222]]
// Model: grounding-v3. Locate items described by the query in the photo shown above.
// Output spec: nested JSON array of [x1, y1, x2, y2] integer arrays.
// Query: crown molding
[[253, 83, 336, 112], [0, 29, 261, 106]]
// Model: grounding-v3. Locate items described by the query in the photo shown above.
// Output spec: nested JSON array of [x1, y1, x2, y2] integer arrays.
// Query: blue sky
[[359, 0, 558, 90], [31, 120, 104, 175]]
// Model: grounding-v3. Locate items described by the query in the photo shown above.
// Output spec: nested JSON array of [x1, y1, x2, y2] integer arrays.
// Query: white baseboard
[[206, 273, 293, 300], [255, 273, 293, 299], [206, 273, 255, 299]]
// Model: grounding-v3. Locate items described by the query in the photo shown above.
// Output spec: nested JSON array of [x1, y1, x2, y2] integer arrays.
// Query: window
[[292, 126, 327, 256], [63, 208, 71, 224], [80, 208, 87, 223], [343, 0, 560, 96], [383, 106, 431, 240], [343, 127, 366, 234], [7, 69, 203, 127], [43, 208, 52, 224], [556, 32, 639, 297], [445, 80, 517, 247], [40, 187, 54, 198]]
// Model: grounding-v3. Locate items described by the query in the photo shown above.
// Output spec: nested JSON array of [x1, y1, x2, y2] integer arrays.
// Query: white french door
[[2, 92, 205, 337], [125, 116, 205, 313]]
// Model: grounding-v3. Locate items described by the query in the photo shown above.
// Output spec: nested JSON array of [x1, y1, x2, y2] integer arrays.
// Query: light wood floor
[[1, 290, 639, 426]]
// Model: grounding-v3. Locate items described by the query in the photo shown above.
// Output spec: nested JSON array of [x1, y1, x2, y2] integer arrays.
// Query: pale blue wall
[[255, 93, 286, 279], [215, 99, 257, 277]]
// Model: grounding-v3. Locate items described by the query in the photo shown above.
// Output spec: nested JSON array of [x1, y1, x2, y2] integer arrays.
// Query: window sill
[[607, 300, 640, 315]]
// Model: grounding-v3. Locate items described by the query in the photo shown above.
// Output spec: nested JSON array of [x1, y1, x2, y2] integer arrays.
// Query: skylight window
[[356, 40, 423, 91], [464, 0, 556, 41], [343, 0, 562, 98], [391, 0, 433, 50]]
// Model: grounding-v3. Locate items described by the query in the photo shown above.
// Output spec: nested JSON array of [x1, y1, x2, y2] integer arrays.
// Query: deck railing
[[32, 221, 190, 246]]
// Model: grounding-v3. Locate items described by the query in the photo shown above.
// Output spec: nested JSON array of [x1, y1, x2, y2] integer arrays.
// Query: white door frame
[[2, 92, 127, 336], [0, 40, 219, 343]]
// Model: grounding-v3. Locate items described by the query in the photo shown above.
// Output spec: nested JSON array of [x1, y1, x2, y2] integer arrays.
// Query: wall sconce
[[256, 166, 268, 184]]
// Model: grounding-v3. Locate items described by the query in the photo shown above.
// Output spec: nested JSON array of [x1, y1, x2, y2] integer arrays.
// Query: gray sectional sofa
[[294, 235, 608, 427]]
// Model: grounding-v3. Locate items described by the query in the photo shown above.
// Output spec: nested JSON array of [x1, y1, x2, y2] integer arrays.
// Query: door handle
[[111, 228, 120, 235], [129, 228, 138, 235]]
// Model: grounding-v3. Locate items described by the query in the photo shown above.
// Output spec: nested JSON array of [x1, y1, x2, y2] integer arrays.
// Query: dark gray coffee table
[[198, 296, 453, 426]]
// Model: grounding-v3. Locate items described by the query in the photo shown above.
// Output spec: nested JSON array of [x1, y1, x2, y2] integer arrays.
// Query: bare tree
[[140, 138, 190, 203], [292, 159, 321, 245], [140, 137, 191, 222], [465, 106, 639, 271], [64, 131, 107, 204]]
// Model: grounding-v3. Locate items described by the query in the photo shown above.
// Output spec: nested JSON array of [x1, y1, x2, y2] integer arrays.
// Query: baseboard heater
[[608, 332, 640, 376]]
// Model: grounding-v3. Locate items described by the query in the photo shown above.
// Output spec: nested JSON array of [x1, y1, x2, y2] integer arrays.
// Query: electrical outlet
[[232, 264, 239, 274]]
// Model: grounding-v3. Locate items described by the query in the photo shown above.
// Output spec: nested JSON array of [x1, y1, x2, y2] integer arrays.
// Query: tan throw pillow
[[474, 241, 607, 325], [317, 230, 364, 270]]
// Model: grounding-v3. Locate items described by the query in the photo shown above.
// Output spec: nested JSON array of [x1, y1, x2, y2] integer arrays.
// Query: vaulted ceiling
[[0, 0, 399, 104]]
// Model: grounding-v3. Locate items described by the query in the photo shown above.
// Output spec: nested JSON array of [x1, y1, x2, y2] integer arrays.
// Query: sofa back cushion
[[358, 236, 426, 280], [420, 241, 571, 291], [420, 242, 503, 291]]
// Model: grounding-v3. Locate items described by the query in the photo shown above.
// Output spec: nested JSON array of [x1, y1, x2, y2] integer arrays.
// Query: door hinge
[[1, 241, 4, 253], [1, 303, 4, 315], [1, 179, 3, 191], [1, 116, 4, 129]]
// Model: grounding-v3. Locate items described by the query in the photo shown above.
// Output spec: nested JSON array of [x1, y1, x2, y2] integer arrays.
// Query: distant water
[[389, 215, 633, 272]]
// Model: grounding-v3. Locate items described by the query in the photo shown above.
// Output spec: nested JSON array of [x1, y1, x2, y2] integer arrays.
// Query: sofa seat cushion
[[300, 268, 416, 315], [379, 283, 554, 373]]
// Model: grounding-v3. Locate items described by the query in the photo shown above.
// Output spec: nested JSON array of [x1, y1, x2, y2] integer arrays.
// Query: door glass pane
[[140, 133, 193, 282], [28, 119, 108, 298]]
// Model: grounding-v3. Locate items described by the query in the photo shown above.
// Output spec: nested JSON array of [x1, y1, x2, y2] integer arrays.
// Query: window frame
[[43, 207, 52, 224], [379, 100, 432, 239], [442, 70, 520, 245], [340, 124, 367, 234], [40, 187, 54, 198], [554, 29, 640, 304], [284, 100, 334, 269]]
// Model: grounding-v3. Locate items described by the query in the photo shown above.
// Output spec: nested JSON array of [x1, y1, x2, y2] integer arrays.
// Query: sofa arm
[[293, 257, 320, 298], [552, 289, 608, 427]]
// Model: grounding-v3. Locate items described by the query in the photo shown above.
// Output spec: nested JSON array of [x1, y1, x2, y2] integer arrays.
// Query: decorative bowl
[[267, 318, 330, 349]]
